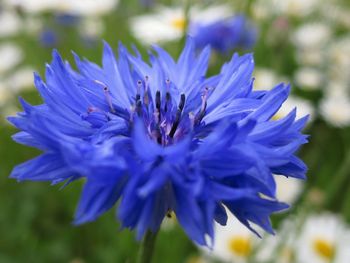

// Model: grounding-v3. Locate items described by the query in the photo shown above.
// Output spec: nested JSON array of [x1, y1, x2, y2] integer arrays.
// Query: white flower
[[0, 10, 22, 37], [130, 5, 232, 44], [130, 7, 184, 44], [4, 0, 57, 14], [294, 67, 324, 91], [320, 3, 350, 29], [79, 18, 105, 38], [320, 92, 350, 127], [253, 0, 320, 18], [23, 16, 43, 35], [4, 0, 119, 16], [253, 68, 279, 91], [326, 35, 350, 83], [256, 219, 299, 263], [272, 0, 320, 17], [274, 175, 303, 204], [295, 49, 325, 66], [6, 67, 35, 92], [0, 80, 12, 106], [273, 96, 315, 123], [296, 213, 350, 263], [201, 211, 259, 263], [0, 43, 23, 74], [56, 0, 119, 16], [293, 23, 332, 50]]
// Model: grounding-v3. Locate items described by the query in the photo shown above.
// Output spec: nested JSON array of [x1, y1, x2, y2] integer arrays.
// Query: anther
[[179, 93, 186, 111], [143, 76, 149, 105], [155, 90, 161, 122], [169, 93, 186, 138], [155, 90, 161, 110], [136, 99, 142, 116], [136, 80, 142, 102]]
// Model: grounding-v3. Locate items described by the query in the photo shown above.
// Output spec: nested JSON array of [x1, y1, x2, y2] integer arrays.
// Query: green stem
[[137, 231, 158, 263], [244, 0, 255, 16], [325, 148, 350, 208]]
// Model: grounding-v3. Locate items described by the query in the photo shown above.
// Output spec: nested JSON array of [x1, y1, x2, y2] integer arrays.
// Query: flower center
[[227, 236, 252, 257], [132, 78, 208, 145], [312, 238, 335, 260], [280, 247, 294, 262], [83, 78, 208, 145], [171, 17, 186, 31], [272, 112, 283, 120]]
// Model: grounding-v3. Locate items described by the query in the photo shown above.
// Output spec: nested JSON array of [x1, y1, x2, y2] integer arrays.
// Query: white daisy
[[320, 92, 350, 127], [273, 96, 315, 123], [5, 0, 119, 16], [294, 67, 324, 91], [272, 0, 320, 17], [274, 175, 304, 204], [293, 23, 332, 50], [326, 35, 350, 83], [0, 10, 22, 37], [79, 17, 105, 39], [296, 213, 350, 263], [130, 7, 184, 44], [253, 68, 279, 91], [201, 211, 259, 263], [130, 5, 231, 44], [4, 0, 57, 14], [295, 49, 325, 66], [56, 0, 119, 16], [0, 43, 23, 74], [6, 67, 35, 92], [256, 219, 299, 263], [0, 80, 12, 106]]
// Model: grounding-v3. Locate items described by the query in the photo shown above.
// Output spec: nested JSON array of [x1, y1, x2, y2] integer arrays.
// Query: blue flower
[[9, 38, 308, 246], [39, 28, 59, 48], [190, 15, 257, 53]]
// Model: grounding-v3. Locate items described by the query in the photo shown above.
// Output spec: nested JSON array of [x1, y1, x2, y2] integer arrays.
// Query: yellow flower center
[[280, 247, 294, 263], [228, 236, 252, 257], [313, 238, 335, 260], [271, 112, 283, 120], [171, 18, 186, 30]]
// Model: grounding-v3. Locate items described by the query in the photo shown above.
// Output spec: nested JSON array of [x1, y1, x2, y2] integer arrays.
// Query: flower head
[[9, 38, 308, 246], [296, 213, 350, 263], [190, 15, 257, 53]]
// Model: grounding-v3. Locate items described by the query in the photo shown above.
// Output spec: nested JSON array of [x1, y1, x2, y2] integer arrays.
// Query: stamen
[[136, 80, 142, 102], [165, 92, 171, 113], [103, 86, 116, 113], [179, 93, 186, 111], [169, 93, 186, 138], [155, 90, 161, 111], [136, 99, 142, 116], [94, 80, 116, 113], [155, 90, 161, 122], [195, 87, 208, 124], [165, 79, 171, 91], [143, 76, 149, 105]]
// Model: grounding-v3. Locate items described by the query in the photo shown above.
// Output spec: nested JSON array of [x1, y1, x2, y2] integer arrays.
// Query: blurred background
[[0, 0, 349, 262]]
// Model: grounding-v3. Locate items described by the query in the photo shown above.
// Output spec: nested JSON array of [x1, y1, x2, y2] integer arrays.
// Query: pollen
[[312, 238, 335, 260], [227, 236, 252, 257], [271, 111, 284, 120], [171, 17, 186, 30]]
